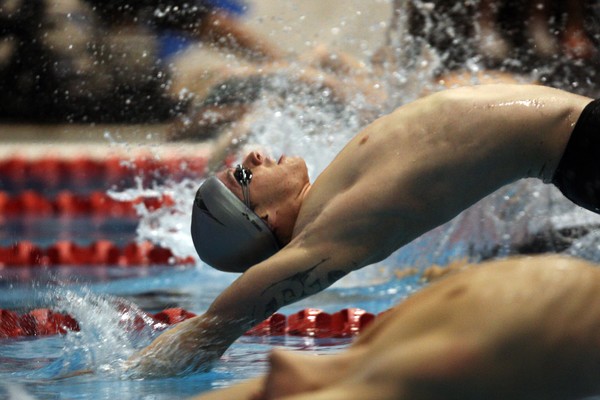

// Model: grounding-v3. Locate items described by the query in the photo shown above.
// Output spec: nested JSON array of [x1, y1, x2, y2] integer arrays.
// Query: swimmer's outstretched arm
[[127, 243, 353, 377]]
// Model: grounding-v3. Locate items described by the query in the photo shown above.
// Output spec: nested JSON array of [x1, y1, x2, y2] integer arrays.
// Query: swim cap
[[191, 176, 280, 272]]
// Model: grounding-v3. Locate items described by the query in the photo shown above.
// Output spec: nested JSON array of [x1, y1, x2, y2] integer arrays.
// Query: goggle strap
[[241, 185, 251, 208]]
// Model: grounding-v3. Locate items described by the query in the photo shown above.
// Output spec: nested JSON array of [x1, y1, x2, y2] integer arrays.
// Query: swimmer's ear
[[259, 212, 275, 230], [255, 203, 281, 238], [260, 210, 283, 241]]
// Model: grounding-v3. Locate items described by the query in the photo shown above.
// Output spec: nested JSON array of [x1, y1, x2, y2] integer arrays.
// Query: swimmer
[[168, 45, 386, 147], [192, 255, 600, 400], [127, 84, 599, 377]]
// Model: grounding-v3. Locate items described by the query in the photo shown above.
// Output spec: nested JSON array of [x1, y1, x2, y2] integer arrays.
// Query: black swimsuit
[[552, 99, 600, 213]]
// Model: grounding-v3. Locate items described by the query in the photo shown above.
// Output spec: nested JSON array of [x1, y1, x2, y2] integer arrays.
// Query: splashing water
[[27, 287, 160, 380], [2, 383, 37, 400], [109, 177, 199, 260], [236, 75, 366, 178]]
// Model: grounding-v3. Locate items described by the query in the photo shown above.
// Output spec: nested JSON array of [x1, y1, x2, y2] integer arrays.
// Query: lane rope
[[0, 241, 194, 267], [0, 307, 378, 338], [0, 156, 208, 189], [0, 190, 174, 216]]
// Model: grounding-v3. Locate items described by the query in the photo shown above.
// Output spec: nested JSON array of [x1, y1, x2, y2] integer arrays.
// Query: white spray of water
[[2, 383, 37, 400], [109, 177, 199, 259], [44, 287, 162, 377]]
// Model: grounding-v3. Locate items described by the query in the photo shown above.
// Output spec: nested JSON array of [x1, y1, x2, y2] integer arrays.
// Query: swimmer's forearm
[[387, 85, 591, 223], [207, 252, 348, 334], [431, 85, 591, 181], [127, 313, 246, 377], [134, 261, 331, 378]]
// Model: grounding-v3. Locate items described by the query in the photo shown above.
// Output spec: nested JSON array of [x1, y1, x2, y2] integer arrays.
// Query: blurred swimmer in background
[[0, 0, 283, 123]]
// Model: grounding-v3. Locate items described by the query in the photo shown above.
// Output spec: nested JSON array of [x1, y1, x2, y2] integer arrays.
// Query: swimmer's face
[[216, 151, 310, 211]]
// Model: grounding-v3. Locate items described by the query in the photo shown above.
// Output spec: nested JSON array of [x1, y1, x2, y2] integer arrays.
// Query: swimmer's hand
[[125, 314, 236, 378]]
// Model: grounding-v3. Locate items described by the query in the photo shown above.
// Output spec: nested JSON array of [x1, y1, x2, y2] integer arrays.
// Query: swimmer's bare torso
[[289, 84, 589, 273]]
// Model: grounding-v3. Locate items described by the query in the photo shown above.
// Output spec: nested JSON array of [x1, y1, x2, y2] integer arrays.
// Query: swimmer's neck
[[298, 182, 312, 202]]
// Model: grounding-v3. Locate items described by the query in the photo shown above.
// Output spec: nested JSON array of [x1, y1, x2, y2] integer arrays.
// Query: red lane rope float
[[0, 241, 195, 267], [0, 309, 80, 337], [246, 308, 377, 338], [0, 191, 175, 217], [0, 156, 208, 188], [0, 307, 377, 339]]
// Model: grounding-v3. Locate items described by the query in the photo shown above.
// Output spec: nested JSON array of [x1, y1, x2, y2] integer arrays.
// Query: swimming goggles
[[233, 164, 252, 208]]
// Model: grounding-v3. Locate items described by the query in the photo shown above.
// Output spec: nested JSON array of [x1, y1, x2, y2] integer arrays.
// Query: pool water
[[1, 332, 352, 399], [0, 242, 420, 400]]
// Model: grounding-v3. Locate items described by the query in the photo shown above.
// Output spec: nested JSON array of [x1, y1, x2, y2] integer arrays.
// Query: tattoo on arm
[[253, 258, 348, 320]]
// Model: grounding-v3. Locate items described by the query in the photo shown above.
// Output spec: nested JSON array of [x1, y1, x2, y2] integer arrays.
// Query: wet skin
[[128, 84, 592, 377]]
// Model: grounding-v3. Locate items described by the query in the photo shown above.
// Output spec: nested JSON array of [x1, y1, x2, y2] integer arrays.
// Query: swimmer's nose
[[243, 151, 264, 167]]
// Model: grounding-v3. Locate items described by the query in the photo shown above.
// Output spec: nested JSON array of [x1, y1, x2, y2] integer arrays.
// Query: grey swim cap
[[191, 176, 280, 272]]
